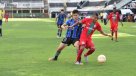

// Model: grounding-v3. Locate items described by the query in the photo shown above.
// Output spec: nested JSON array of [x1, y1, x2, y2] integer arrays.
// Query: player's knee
[[80, 45, 85, 50]]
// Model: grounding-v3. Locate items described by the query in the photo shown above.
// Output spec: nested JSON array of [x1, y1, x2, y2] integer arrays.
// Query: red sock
[[84, 48, 95, 57], [77, 49, 83, 62]]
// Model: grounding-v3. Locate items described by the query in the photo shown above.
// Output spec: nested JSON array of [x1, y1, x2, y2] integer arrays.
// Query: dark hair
[[61, 9, 64, 11], [72, 10, 79, 14], [113, 7, 116, 10]]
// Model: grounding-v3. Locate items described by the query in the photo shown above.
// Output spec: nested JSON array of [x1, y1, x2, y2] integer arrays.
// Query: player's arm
[[68, 20, 83, 29], [105, 13, 111, 25], [97, 22, 112, 37], [61, 23, 68, 30], [61, 20, 70, 30], [99, 30, 112, 37], [120, 19, 123, 27], [56, 15, 58, 23], [118, 13, 123, 27]]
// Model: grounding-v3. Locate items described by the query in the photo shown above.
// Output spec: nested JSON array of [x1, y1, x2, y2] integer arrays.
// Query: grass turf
[[0, 18, 136, 76]]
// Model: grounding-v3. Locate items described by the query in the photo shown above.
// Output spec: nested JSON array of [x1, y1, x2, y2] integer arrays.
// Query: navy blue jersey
[[57, 13, 66, 24], [65, 19, 82, 39]]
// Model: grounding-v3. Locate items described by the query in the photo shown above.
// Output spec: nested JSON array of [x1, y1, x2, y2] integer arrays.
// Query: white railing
[[116, 0, 132, 9], [48, 0, 108, 3]]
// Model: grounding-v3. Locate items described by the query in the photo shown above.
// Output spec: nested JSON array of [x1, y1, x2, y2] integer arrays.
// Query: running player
[[108, 7, 121, 42], [56, 9, 66, 38], [5, 11, 9, 23], [69, 13, 112, 65], [49, 10, 82, 61]]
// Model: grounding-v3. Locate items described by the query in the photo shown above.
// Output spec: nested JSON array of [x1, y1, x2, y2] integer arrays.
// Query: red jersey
[[5, 13, 9, 19], [108, 12, 120, 28], [81, 18, 102, 39]]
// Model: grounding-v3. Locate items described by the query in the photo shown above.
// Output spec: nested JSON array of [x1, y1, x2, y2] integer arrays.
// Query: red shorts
[[5, 17, 8, 19], [80, 37, 95, 49], [111, 25, 118, 32]]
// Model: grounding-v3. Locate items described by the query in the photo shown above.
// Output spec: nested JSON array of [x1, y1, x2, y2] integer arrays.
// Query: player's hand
[[68, 26, 74, 29], [120, 22, 123, 27], [121, 23, 123, 27], [62, 26, 68, 30]]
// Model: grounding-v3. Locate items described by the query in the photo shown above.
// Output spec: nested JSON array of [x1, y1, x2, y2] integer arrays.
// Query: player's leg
[[111, 31, 114, 40], [49, 38, 71, 61], [5, 18, 6, 22], [57, 25, 60, 38], [115, 30, 118, 42], [6, 18, 8, 22], [59, 27, 62, 37], [0, 26, 1, 36], [111, 27, 114, 40], [0, 20, 2, 36], [73, 40, 80, 54], [114, 26, 118, 42], [75, 45, 85, 65], [84, 40, 95, 62], [48, 43, 67, 61], [59, 22, 63, 37]]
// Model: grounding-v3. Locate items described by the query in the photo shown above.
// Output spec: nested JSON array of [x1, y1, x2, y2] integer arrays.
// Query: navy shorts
[[57, 21, 63, 27], [62, 37, 79, 46]]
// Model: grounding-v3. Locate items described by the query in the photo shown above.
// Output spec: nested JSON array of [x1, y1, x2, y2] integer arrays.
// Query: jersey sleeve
[[66, 20, 70, 26], [96, 22, 102, 31]]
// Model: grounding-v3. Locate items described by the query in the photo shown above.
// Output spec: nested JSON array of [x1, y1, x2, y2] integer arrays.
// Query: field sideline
[[0, 18, 136, 76]]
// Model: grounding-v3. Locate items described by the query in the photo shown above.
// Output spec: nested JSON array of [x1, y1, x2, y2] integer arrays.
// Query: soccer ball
[[97, 54, 106, 63]]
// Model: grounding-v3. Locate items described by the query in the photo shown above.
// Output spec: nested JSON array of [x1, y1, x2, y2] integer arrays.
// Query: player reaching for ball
[[48, 10, 82, 61], [69, 13, 112, 65]]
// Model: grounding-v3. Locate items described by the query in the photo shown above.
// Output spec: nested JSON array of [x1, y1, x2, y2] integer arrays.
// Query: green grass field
[[0, 18, 136, 76]]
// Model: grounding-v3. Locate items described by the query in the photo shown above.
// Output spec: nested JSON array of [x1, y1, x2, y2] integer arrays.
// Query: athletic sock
[[115, 31, 118, 41], [77, 49, 83, 62], [59, 29, 62, 37], [0, 29, 2, 36], [54, 51, 61, 60], [57, 29, 60, 37]]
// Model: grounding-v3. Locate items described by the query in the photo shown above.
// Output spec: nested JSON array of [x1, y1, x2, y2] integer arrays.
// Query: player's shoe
[[48, 57, 57, 61], [84, 56, 89, 63], [111, 38, 113, 41], [115, 40, 118, 42], [57, 36, 60, 38], [57, 36, 61, 38], [75, 61, 83, 65]]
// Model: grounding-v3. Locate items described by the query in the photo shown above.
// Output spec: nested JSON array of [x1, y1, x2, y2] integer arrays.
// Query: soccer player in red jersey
[[69, 13, 112, 65], [5, 12, 9, 23], [108, 7, 121, 42]]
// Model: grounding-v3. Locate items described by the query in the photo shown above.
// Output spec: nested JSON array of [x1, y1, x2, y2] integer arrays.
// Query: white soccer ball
[[97, 54, 106, 63]]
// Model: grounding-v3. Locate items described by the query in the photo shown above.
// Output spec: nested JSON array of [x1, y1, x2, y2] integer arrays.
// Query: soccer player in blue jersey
[[49, 10, 82, 61], [56, 9, 66, 38]]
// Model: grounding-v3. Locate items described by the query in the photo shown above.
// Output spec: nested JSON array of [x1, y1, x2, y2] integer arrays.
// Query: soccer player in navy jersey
[[49, 10, 82, 61], [56, 9, 66, 38]]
